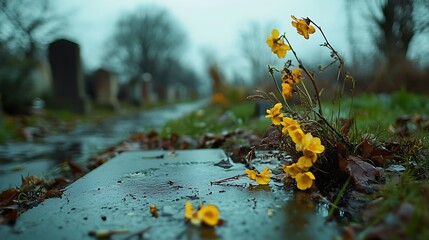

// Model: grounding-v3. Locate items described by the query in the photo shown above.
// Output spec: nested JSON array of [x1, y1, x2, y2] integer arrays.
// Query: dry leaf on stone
[[338, 145, 382, 193], [0, 189, 19, 207]]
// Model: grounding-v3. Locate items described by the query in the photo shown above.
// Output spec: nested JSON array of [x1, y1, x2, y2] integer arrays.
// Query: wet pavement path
[[0, 149, 338, 239], [0, 101, 207, 190]]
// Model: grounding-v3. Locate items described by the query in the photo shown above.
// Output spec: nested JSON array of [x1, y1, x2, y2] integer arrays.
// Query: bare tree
[[0, 0, 63, 59], [367, 0, 429, 66], [103, 6, 190, 100], [0, 0, 63, 114], [345, 0, 429, 91]]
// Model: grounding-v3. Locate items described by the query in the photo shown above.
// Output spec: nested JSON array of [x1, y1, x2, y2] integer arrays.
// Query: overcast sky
[[53, 0, 367, 78]]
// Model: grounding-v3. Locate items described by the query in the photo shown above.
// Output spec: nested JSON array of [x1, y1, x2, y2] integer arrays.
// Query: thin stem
[[309, 19, 344, 67], [327, 175, 351, 220], [268, 66, 283, 99], [268, 66, 291, 111], [283, 36, 323, 117]]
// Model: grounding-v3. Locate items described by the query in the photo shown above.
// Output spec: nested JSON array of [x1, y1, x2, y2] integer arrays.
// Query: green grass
[[161, 101, 269, 138]]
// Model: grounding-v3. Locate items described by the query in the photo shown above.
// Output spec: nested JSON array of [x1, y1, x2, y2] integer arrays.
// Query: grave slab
[[0, 149, 337, 239]]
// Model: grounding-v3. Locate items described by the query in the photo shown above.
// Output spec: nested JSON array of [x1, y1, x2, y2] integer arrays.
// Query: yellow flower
[[245, 167, 272, 185], [245, 169, 257, 180], [265, 103, 283, 125], [185, 201, 194, 219], [211, 92, 228, 106], [295, 172, 316, 190], [281, 117, 300, 135], [291, 68, 303, 84], [198, 205, 220, 227], [302, 133, 325, 154], [185, 202, 201, 225], [283, 163, 302, 178], [297, 151, 317, 168], [289, 128, 306, 151], [266, 29, 291, 58], [281, 83, 293, 100], [291, 15, 316, 39]]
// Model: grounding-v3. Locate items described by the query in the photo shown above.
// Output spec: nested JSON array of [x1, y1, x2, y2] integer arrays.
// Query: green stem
[[283, 36, 323, 117], [327, 175, 351, 219]]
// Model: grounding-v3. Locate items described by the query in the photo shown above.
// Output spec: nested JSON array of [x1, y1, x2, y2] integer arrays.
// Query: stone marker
[[48, 39, 91, 114], [0, 149, 337, 239], [94, 68, 120, 110]]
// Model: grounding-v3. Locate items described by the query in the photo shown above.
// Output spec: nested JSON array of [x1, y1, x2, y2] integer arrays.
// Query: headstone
[[48, 39, 91, 114], [94, 68, 119, 110]]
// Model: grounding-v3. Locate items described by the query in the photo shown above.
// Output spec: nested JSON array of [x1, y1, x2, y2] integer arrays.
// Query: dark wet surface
[[0, 149, 338, 239], [0, 101, 207, 190]]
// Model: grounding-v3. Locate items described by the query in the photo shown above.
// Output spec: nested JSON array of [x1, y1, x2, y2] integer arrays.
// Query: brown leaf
[[340, 118, 354, 136], [0, 189, 19, 207], [360, 140, 374, 160], [40, 189, 64, 200], [346, 155, 382, 193], [129, 132, 146, 142], [0, 210, 20, 225], [67, 161, 85, 178], [44, 177, 71, 190]]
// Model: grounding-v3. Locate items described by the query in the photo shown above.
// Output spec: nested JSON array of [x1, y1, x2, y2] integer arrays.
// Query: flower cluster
[[265, 103, 325, 190], [185, 201, 220, 227], [245, 167, 272, 185], [281, 68, 302, 101]]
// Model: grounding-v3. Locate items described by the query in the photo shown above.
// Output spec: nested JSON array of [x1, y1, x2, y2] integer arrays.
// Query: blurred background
[[1, 0, 428, 117]]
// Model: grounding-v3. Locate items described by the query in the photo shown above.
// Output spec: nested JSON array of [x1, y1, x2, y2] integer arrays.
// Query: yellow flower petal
[[255, 167, 272, 185], [271, 29, 279, 39], [281, 82, 293, 100], [295, 172, 315, 190], [185, 201, 194, 219], [283, 163, 302, 178], [245, 169, 257, 180], [198, 205, 219, 226], [289, 128, 305, 151]]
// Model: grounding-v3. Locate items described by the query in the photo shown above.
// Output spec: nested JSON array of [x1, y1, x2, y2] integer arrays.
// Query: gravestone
[[48, 39, 91, 114], [0, 149, 337, 239], [94, 68, 119, 110]]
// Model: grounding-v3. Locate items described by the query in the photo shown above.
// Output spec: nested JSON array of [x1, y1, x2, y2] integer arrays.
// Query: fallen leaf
[[0, 210, 19, 225], [0, 189, 19, 207], [67, 161, 85, 178], [214, 159, 233, 169], [40, 189, 64, 200], [339, 154, 382, 193]]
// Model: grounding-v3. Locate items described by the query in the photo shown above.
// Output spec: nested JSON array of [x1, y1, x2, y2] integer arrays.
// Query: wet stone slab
[[0, 149, 338, 239]]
